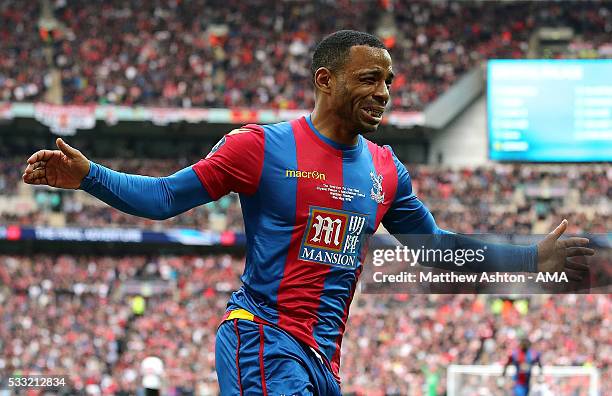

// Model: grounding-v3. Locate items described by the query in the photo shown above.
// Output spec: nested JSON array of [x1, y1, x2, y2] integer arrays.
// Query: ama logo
[[299, 206, 367, 268]]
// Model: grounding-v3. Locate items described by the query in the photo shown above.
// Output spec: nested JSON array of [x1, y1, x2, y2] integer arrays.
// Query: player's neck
[[310, 109, 359, 146]]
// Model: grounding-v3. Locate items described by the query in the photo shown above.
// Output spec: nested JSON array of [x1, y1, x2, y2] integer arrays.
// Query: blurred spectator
[[1, 254, 609, 395], [2, 158, 609, 234], [2, 1, 611, 110]]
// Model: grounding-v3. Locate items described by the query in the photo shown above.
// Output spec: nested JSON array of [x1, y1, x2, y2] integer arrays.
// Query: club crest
[[370, 171, 385, 204]]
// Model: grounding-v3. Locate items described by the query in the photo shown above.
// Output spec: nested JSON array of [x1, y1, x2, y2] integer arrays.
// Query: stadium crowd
[[388, 0, 612, 104], [1, 253, 609, 395], [1, 1, 610, 395], [1, 1, 611, 110], [1, 157, 609, 234]]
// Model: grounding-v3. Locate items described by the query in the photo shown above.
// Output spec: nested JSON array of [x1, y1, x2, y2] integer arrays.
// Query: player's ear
[[314, 67, 333, 95]]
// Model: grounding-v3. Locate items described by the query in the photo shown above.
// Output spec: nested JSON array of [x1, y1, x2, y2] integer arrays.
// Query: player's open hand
[[536, 219, 594, 281], [22, 138, 90, 189]]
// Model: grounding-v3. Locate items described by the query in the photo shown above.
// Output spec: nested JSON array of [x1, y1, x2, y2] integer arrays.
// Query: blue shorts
[[216, 318, 342, 396], [513, 384, 529, 396]]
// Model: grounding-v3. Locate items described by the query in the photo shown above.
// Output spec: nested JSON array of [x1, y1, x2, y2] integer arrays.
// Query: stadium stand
[[2, 1, 610, 109], [1, 254, 609, 395], [1, 1, 610, 395], [1, 157, 609, 234]]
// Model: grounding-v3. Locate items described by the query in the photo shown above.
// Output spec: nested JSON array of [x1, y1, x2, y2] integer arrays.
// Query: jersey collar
[[304, 115, 363, 160]]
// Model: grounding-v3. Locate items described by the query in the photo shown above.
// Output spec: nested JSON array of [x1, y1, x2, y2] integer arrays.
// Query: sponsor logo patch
[[299, 206, 367, 268], [285, 169, 326, 180]]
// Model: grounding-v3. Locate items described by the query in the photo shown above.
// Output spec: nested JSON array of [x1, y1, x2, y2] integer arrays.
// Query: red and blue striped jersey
[[193, 115, 436, 379], [508, 348, 541, 385]]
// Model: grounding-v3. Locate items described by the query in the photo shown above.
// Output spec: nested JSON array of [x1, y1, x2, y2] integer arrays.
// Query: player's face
[[333, 45, 394, 134]]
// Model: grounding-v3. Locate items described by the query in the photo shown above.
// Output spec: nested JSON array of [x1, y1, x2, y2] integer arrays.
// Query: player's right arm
[[382, 148, 593, 277], [381, 148, 539, 273], [23, 127, 264, 220]]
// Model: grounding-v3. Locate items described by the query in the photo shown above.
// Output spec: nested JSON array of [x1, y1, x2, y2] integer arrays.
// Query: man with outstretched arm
[[23, 30, 593, 396]]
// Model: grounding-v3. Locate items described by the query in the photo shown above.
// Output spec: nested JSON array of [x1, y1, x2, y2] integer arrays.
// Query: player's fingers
[[24, 163, 35, 174], [565, 247, 595, 257], [24, 161, 46, 174], [56, 138, 81, 159], [27, 150, 56, 164], [23, 174, 46, 185], [22, 174, 38, 184], [564, 260, 590, 272], [24, 168, 47, 181], [548, 219, 568, 240], [564, 269, 585, 282], [559, 237, 590, 248]]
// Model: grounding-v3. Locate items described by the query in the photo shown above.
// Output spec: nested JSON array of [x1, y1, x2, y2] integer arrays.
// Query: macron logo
[[285, 169, 326, 181]]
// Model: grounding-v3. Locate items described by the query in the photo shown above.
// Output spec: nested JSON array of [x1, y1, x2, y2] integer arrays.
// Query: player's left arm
[[381, 152, 594, 276], [79, 163, 211, 220], [76, 124, 265, 220], [23, 138, 211, 220]]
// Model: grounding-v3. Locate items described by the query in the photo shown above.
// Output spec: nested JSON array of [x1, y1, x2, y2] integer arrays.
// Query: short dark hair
[[311, 30, 386, 80]]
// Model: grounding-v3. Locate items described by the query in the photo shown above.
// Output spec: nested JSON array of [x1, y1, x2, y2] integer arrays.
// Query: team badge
[[370, 171, 385, 204]]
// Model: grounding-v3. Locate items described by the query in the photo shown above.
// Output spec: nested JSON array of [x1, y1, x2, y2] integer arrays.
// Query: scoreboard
[[487, 59, 612, 162]]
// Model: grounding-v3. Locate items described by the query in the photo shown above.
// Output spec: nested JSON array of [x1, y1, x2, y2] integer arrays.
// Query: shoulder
[[214, 124, 265, 152], [204, 124, 265, 160], [221, 120, 296, 153], [226, 124, 266, 140], [362, 137, 396, 161], [261, 120, 294, 139], [225, 120, 294, 141], [362, 137, 403, 174]]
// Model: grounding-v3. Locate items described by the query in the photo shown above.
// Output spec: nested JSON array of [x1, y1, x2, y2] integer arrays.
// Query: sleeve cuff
[[79, 161, 98, 191], [524, 244, 538, 273]]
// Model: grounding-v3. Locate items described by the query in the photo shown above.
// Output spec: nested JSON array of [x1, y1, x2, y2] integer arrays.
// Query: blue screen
[[488, 59, 612, 162]]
